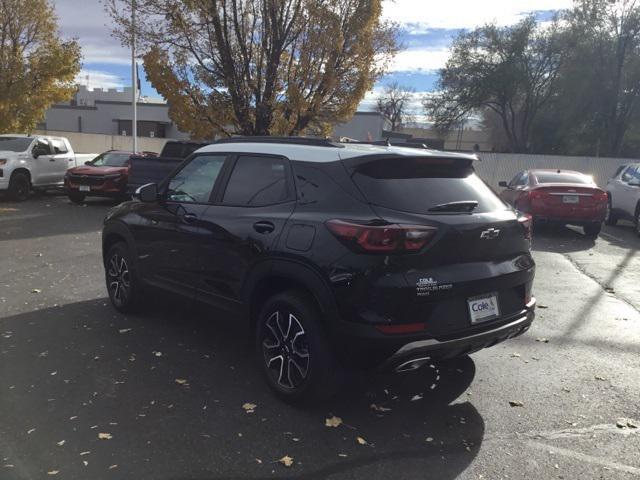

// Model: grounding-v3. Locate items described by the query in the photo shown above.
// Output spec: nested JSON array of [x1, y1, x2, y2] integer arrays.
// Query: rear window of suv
[[349, 157, 506, 214]]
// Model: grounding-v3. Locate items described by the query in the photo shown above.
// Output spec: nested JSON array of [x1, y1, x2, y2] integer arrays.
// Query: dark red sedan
[[499, 169, 607, 238], [65, 150, 155, 204]]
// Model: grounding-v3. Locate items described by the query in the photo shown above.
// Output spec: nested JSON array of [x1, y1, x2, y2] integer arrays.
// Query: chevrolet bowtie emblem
[[480, 228, 501, 239]]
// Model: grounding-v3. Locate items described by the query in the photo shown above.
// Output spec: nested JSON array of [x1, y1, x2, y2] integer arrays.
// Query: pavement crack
[[561, 252, 640, 314]]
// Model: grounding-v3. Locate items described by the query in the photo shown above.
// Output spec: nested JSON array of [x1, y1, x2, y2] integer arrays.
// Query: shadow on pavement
[[531, 224, 596, 253], [0, 194, 117, 241], [0, 298, 483, 480]]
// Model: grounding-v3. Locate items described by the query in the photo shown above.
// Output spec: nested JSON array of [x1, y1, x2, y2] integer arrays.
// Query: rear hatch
[[343, 155, 534, 336]]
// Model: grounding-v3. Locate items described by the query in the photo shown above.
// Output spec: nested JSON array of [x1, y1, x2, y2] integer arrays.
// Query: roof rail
[[214, 136, 344, 148], [341, 140, 433, 150]]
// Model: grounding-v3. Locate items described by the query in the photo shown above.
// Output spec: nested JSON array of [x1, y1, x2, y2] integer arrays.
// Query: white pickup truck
[[0, 134, 97, 201]]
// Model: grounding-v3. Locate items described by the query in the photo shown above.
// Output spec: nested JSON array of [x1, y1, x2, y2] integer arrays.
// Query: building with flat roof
[[39, 86, 188, 140]]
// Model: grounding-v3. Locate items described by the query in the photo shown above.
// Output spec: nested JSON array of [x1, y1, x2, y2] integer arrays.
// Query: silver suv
[[605, 163, 640, 233]]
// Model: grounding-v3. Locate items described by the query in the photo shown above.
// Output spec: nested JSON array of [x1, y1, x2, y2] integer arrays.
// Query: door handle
[[49, 158, 56, 162], [253, 221, 275, 234], [182, 212, 198, 224]]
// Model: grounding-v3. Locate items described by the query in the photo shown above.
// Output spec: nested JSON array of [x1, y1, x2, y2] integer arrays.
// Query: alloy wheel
[[262, 311, 310, 389], [107, 253, 130, 306]]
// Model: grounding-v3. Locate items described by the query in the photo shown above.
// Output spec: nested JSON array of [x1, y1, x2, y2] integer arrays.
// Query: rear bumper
[[334, 298, 536, 371], [379, 300, 535, 372], [533, 215, 603, 226]]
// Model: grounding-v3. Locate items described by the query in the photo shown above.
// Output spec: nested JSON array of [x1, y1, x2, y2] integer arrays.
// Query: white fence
[[475, 153, 635, 189]]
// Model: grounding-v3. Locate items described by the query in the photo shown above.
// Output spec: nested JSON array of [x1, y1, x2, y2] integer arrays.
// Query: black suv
[[102, 137, 536, 402]]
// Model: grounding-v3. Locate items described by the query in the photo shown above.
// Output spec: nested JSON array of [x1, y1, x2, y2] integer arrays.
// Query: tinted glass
[[534, 172, 593, 184], [621, 166, 636, 182], [51, 138, 68, 154], [516, 172, 529, 186], [167, 154, 226, 203], [91, 152, 131, 167], [0, 137, 33, 152], [223, 156, 289, 206], [351, 157, 506, 214]]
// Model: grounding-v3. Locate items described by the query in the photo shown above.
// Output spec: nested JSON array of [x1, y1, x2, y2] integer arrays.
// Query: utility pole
[[131, 0, 137, 153]]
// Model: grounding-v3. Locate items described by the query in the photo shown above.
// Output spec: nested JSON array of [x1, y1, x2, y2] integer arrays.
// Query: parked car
[[499, 169, 607, 238], [0, 134, 96, 201], [159, 140, 212, 159], [65, 150, 157, 204], [604, 163, 640, 234], [102, 137, 536, 402], [126, 140, 213, 194]]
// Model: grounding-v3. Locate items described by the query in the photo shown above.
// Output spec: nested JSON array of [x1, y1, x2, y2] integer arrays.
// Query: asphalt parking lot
[[1, 194, 639, 480]]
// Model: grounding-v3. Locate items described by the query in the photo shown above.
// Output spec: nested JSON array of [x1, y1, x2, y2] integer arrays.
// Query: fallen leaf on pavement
[[98, 433, 112, 440], [538, 305, 548, 309], [509, 401, 524, 407], [242, 403, 257, 413], [627, 420, 638, 429], [47, 470, 59, 475], [109, 465, 118, 469], [594, 375, 606, 381], [56, 440, 65, 446], [175, 379, 188, 385], [535, 338, 549, 343], [510, 353, 521, 358], [338, 453, 348, 457], [370, 403, 392, 412], [118, 328, 132, 334], [426, 437, 434, 442], [79, 451, 90, 456], [27, 428, 36, 434], [31, 289, 41, 294], [410, 394, 423, 401], [279, 455, 294, 467], [356, 436, 367, 445], [325, 416, 343, 428]]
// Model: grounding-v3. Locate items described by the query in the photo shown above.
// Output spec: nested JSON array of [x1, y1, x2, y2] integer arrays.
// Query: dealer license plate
[[79, 185, 90, 192], [467, 293, 500, 324], [562, 195, 579, 204]]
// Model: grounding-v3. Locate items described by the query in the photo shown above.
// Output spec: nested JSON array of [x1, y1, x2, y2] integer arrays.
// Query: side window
[[222, 155, 290, 206], [518, 172, 529, 186], [167, 154, 226, 203], [51, 138, 68, 154], [509, 172, 523, 187], [621, 166, 636, 183], [33, 139, 52, 156]]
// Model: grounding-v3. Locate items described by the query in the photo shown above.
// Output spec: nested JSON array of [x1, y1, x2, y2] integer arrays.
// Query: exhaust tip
[[394, 356, 431, 373]]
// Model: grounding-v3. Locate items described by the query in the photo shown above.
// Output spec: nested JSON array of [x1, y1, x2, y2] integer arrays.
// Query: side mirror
[[84, 161, 92, 165], [134, 183, 158, 203], [498, 181, 508, 188]]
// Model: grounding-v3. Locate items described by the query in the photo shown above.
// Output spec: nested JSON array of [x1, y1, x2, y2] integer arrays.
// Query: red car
[[65, 150, 155, 204], [499, 169, 607, 238]]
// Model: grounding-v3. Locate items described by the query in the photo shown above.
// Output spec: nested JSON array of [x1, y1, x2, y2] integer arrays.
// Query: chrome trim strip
[[394, 315, 531, 355], [546, 192, 593, 197]]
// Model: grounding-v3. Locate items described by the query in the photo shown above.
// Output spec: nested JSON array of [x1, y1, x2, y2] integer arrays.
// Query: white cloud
[[76, 70, 124, 89], [382, 0, 573, 30], [390, 47, 451, 73]]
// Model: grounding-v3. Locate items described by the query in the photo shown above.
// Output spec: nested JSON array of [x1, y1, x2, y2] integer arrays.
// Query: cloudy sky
[[53, 0, 573, 111]]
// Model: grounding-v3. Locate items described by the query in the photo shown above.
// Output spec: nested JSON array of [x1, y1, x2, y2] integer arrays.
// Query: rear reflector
[[325, 219, 437, 253], [376, 323, 426, 334]]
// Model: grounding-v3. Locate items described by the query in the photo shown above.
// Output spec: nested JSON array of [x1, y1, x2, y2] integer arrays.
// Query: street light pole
[[131, 0, 137, 153]]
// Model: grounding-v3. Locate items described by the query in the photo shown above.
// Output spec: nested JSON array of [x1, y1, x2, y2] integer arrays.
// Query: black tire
[[636, 209, 640, 237], [604, 197, 617, 226], [68, 192, 86, 204], [255, 290, 341, 403], [105, 242, 145, 313], [8, 172, 30, 201], [583, 223, 602, 238]]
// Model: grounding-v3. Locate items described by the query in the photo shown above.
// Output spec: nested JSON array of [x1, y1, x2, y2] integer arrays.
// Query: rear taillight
[[529, 190, 546, 201], [593, 191, 608, 203], [325, 219, 437, 253], [518, 213, 533, 240]]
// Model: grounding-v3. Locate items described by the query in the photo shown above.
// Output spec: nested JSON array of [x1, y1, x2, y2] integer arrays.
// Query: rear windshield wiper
[[428, 200, 479, 213]]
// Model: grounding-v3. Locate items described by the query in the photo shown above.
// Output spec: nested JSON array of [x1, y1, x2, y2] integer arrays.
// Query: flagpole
[[131, 0, 138, 153]]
